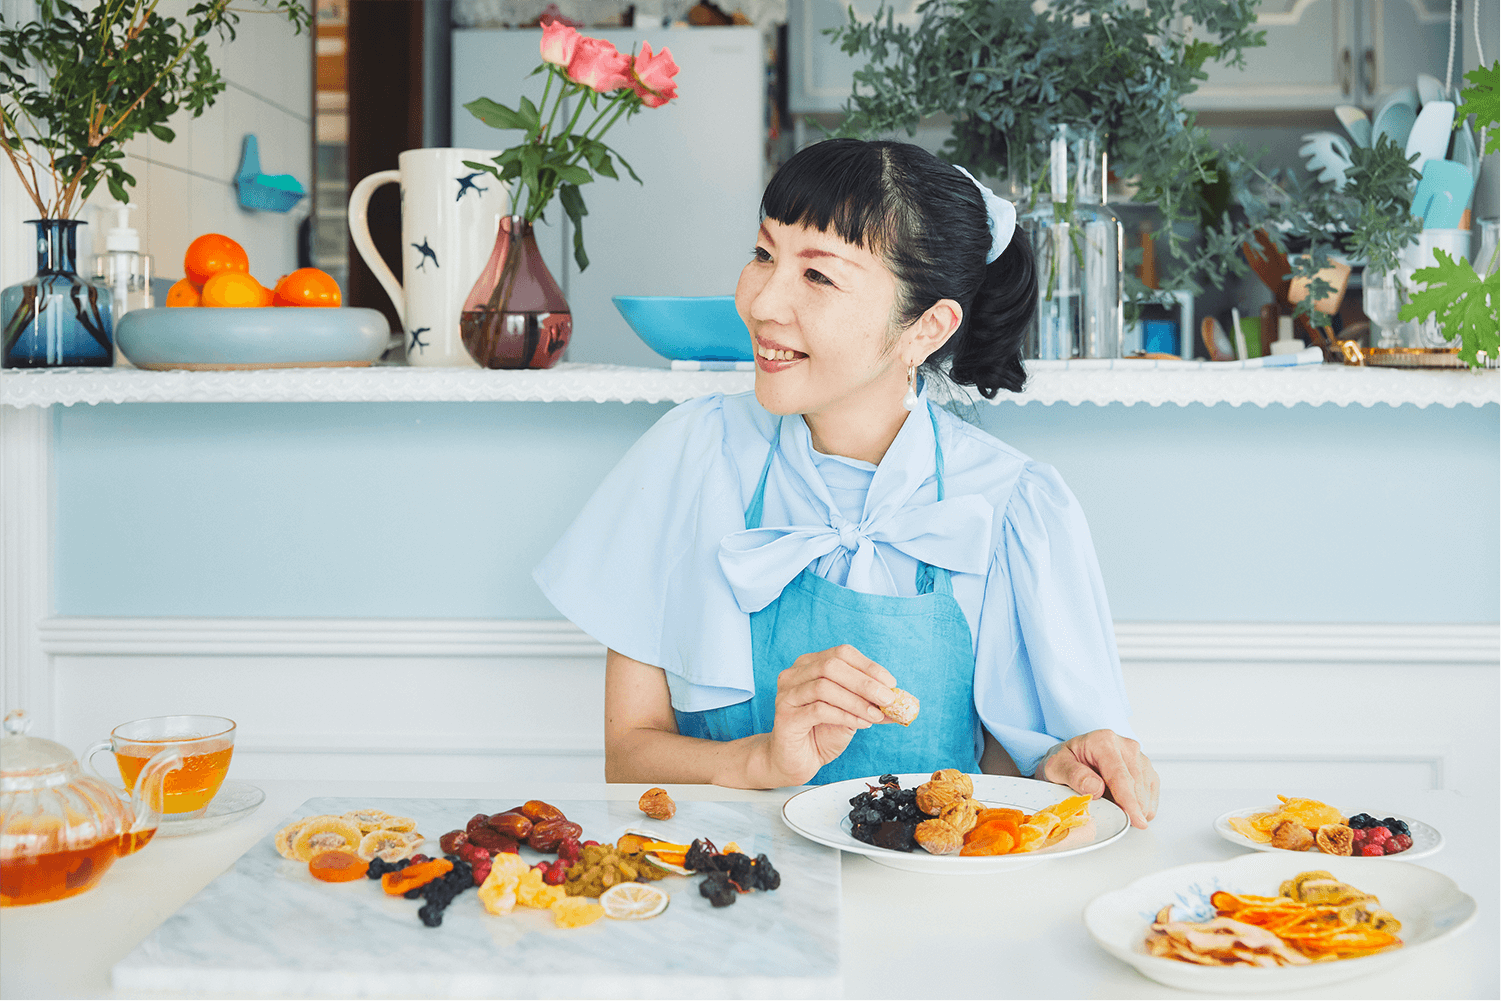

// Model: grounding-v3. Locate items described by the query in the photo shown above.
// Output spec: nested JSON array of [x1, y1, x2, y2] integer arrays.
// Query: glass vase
[[459, 216, 571, 369], [2, 220, 113, 368], [1019, 124, 1122, 360]]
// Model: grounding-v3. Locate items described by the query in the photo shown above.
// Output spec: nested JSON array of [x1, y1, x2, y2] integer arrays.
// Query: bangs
[[760, 140, 910, 255]]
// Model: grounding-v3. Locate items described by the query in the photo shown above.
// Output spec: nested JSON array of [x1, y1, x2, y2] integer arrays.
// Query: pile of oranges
[[166, 234, 341, 309]]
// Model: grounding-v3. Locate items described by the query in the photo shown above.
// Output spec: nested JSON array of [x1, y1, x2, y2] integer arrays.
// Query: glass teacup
[[84, 716, 236, 817]]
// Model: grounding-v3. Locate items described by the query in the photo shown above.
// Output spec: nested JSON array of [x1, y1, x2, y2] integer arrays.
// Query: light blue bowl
[[612, 295, 752, 362], [116, 307, 389, 369]]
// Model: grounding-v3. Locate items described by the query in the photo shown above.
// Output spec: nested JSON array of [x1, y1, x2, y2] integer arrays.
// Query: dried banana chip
[[293, 816, 363, 861], [275, 818, 309, 859], [342, 809, 392, 833], [358, 829, 416, 863], [377, 815, 418, 834]]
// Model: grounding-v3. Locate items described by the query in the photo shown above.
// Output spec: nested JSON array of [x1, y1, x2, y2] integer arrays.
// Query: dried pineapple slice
[[1274, 796, 1346, 830], [292, 816, 363, 861], [342, 809, 391, 833], [275, 818, 309, 859], [358, 829, 417, 863], [516, 868, 566, 909], [1228, 815, 1274, 843], [550, 896, 605, 928]]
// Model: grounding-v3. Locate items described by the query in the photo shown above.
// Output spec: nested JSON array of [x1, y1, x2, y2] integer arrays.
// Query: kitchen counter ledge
[[2, 361, 1496, 408]]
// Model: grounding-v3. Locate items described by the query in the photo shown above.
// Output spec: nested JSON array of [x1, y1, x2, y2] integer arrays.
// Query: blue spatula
[[1411, 160, 1475, 229]]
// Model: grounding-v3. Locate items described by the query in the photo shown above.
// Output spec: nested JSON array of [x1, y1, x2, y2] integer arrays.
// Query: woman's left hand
[[1040, 730, 1158, 829]]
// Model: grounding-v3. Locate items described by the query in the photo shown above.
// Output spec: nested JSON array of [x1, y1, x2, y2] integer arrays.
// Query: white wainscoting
[[31, 618, 1499, 797]]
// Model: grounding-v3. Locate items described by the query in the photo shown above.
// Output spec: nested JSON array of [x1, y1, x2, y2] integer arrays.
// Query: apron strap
[[743, 408, 954, 594]]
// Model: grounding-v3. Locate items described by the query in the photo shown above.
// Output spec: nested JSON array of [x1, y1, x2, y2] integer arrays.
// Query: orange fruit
[[201, 271, 273, 308], [164, 278, 201, 307], [183, 233, 249, 288], [272, 267, 342, 307]]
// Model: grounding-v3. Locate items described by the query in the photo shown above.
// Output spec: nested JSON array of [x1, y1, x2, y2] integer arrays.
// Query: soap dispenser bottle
[[93, 204, 153, 366]]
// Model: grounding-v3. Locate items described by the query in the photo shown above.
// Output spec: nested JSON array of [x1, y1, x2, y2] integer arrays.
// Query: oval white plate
[[1214, 806, 1443, 861], [780, 773, 1129, 874], [1085, 853, 1475, 993]]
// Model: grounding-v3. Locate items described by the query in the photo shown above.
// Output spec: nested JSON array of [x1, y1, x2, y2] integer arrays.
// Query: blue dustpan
[[1411, 160, 1474, 229], [234, 133, 306, 213]]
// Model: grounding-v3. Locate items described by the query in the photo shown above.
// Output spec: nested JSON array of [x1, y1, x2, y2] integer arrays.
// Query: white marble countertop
[[2, 781, 1495, 999]]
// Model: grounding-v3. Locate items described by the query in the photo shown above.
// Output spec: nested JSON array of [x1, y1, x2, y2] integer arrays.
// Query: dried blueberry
[[1347, 813, 1377, 829], [1382, 818, 1409, 837], [878, 774, 899, 786]]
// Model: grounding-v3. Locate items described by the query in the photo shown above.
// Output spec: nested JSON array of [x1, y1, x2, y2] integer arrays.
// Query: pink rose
[[539, 21, 580, 68], [630, 42, 680, 108], [566, 36, 633, 93]]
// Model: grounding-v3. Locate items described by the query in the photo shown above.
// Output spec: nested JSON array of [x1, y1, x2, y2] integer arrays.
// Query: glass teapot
[[0, 710, 181, 906]]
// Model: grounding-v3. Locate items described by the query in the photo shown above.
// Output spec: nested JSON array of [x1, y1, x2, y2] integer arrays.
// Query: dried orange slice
[[293, 816, 363, 861], [601, 882, 669, 920]]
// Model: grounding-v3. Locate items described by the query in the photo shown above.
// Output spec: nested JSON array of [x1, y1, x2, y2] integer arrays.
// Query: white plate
[[154, 781, 265, 837], [780, 773, 1129, 874], [1215, 806, 1443, 860], [1084, 853, 1476, 993]]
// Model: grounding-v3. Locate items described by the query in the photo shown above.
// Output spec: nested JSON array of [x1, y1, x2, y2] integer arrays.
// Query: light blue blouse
[[533, 386, 1135, 776]]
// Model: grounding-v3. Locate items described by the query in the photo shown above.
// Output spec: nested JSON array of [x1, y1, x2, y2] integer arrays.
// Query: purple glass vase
[[460, 216, 571, 369]]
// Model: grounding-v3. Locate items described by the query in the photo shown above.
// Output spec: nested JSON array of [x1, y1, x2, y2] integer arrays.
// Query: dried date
[[520, 800, 566, 823], [527, 818, 583, 852], [487, 811, 533, 839]]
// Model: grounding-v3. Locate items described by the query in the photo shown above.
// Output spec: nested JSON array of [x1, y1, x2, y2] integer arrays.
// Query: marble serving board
[[112, 797, 841, 999]]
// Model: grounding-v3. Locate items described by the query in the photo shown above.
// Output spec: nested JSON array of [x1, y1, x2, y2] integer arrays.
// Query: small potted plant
[[0, 0, 307, 368]]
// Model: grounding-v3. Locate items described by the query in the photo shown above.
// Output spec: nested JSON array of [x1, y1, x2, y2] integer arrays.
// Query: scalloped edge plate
[[1214, 806, 1442, 860]]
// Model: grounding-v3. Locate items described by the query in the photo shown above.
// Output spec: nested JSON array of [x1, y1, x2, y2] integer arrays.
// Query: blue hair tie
[[953, 165, 1016, 264]]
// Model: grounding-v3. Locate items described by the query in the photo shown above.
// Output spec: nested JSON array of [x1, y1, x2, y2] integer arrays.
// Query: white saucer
[[155, 781, 266, 837]]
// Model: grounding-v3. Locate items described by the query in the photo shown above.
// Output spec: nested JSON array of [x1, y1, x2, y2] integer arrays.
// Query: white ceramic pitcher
[[348, 148, 509, 366]]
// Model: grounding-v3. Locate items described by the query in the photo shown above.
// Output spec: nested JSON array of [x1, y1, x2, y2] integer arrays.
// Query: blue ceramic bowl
[[611, 295, 752, 362], [116, 307, 389, 369]]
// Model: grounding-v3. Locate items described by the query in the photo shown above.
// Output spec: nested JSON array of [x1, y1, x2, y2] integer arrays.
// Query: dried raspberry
[[1391, 833, 1414, 852], [471, 856, 492, 885], [409, 854, 431, 865], [1367, 826, 1391, 843], [1359, 843, 1386, 857], [543, 860, 568, 885]]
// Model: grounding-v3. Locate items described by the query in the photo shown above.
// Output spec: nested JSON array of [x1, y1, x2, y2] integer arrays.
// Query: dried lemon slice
[[275, 818, 309, 859], [342, 809, 391, 833], [600, 882, 668, 920], [293, 816, 363, 861], [358, 829, 417, 863], [377, 815, 418, 834]]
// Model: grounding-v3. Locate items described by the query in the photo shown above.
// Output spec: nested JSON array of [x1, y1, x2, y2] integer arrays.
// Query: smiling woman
[[534, 139, 1159, 827]]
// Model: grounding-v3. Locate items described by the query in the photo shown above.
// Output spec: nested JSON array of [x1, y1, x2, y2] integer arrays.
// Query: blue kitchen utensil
[[234, 134, 306, 213], [1411, 160, 1475, 229], [1335, 105, 1371, 147], [1372, 86, 1419, 149], [1404, 100, 1455, 180], [612, 295, 753, 361]]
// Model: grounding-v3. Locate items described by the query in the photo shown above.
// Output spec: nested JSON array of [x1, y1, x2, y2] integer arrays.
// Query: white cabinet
[[1186, 0, 1458, 112], [786, 0, 921, 113], [451, 26, 764, 368]]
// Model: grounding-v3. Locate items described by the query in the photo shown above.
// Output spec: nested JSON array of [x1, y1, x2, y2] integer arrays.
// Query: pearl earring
[[902, 365, 919, 411]]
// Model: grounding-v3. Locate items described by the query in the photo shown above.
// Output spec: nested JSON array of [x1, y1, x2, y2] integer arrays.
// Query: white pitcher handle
[[347, 169, 405, 326]]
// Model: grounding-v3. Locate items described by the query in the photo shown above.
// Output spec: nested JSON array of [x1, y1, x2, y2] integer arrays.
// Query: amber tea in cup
[[85, 716, 236, 816]]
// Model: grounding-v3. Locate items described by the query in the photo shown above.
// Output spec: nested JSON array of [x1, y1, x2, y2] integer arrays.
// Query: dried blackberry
[[849, 791, 874, 808], [878, 774, 900, 786], [871, 820, 917, 852], [851, 807, 882, 825], [750, 854, 781, 891], [684, 838, 720, 872], [700, 870, 737, 907]]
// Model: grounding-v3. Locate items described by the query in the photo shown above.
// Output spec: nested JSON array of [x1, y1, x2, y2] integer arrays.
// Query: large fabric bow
[[717, 410, 994, 613]]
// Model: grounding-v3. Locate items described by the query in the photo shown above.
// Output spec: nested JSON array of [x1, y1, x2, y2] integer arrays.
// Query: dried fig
[[915, 779, 967, 816], [1315, 823, 1354, 856], [1269, 819, 1314, 851], [938, 797, 979, 835], [914, 819, 963, 855], [520, 800, 566, 823], [930, 768, 974, 799], [488, 811, 533, 839], [527, 818, 584, 852], [638, 787, 676, 820]]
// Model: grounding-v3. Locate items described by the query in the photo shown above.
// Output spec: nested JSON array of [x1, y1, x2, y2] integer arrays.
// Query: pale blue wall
[[53, 400, 1499, 622]]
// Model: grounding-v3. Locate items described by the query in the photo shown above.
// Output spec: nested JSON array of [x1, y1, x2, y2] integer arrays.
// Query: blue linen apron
[[674, 407, 983, 783]]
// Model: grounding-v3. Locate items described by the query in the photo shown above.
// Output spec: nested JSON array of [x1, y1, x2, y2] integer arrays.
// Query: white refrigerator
[[452, 25, 765, 368]]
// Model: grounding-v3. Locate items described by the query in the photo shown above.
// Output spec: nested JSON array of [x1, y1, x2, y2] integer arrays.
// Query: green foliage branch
[[0, 0, 309, 220]]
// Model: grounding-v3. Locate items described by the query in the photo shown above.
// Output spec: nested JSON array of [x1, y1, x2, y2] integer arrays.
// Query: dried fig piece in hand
[[1270, 819, 1315, 851], [638, 787, 676, 820], [1315, 823, 1354, 856], [914, 819, 963, 855]]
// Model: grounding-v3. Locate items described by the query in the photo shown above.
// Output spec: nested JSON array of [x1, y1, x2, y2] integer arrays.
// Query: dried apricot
[[381, 858, 453, 895], [309, 850, 368, 882]]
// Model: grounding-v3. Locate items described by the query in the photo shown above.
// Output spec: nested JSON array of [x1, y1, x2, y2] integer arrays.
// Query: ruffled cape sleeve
[[532, 394, 760, 712], [972, 461, 1135, 776]]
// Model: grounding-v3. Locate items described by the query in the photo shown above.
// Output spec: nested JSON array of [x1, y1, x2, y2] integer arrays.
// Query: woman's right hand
[[764, 644, 898, 786]]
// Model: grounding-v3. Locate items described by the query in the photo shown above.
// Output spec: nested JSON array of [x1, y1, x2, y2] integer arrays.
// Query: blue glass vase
[[2, 220, 113, 368]]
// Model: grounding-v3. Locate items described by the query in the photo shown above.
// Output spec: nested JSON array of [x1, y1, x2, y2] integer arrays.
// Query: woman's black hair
[[759, 138, 1035, 397]]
